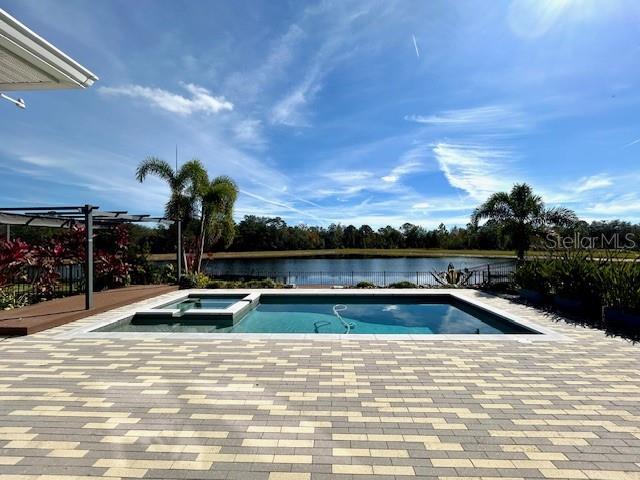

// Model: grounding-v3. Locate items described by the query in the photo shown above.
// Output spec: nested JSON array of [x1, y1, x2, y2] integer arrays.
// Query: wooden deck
[[0, 284, 177, 336]]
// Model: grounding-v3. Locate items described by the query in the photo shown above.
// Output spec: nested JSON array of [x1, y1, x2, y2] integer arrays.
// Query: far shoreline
[[149, 248, 519, 261]]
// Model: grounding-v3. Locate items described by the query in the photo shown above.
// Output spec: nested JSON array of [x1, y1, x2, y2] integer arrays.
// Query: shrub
[[0, 239, 32, 288], [205, 279, 237, 289], [388, 281, 417, 288], [205, 278, 284, 289], [356, 281, 376, 289], [242, 279, 283, 288], [513, 259, 551, 294], [0, 288, 30, 310], [159, 263, 177, 284], [547, 251, 602, 309], [599, 260, 640, 314], [179, 272, 210, 289], [513, 252, 640, 320]]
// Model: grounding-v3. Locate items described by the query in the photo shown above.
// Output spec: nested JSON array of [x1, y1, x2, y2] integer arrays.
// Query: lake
[[201, 256, 515, 287]]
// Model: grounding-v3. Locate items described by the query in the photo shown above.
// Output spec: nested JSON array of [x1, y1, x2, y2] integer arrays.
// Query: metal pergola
[[0, 205, 178, 310]]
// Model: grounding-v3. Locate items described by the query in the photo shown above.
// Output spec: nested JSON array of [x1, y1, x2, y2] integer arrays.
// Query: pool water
[[231, 295, 532, 334], [101, 295, 536, 335], [98, 314, 235, 333], [158, 295, 244, 311]]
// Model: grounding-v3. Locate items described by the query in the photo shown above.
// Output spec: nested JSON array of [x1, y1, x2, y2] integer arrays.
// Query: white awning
[[0, 8, 98, 91]]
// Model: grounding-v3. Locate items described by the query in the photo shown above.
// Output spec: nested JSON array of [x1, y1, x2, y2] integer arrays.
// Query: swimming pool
[[95, 293, 539, 335]]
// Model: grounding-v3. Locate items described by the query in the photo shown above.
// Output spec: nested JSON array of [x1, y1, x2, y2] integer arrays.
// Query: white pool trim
[[57, 289, 570, 341]]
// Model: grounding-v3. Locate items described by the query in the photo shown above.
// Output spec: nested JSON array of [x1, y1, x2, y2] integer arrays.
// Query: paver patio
[[0, 289, 639, 479]]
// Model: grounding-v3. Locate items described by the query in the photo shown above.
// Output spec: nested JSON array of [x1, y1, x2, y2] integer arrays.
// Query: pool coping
[[56, 289, 571, 342]]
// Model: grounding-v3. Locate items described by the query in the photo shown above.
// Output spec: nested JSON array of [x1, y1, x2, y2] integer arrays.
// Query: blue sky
[[2, 0, 640, 227]]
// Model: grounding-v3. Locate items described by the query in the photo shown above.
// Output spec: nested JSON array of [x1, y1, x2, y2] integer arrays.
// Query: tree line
[[129, 215, 640, 255], [6, 164, 639, 270], [131, 180, 637, 260]]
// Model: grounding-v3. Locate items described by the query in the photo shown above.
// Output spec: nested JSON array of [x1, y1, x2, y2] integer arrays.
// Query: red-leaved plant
[[1, 223, 133, 299], [0, 239, 33, 288]]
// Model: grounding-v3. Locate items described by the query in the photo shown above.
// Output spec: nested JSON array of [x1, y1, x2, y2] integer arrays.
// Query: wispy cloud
[[225, 23, 306, 102], [584, 193, 640, 217], [9, 147, 169, 212], [312, 170, 377, 198], [268, 2, 373, 127], [575, 174, 614, 193], [239, 188, 328, 223], [412, 34, 420, 58], [405, 105, 528, 130], [411, 202, 430, 209], [232, 119, 266, 149], [433, 142, 515, 200], [622, 137, 640, 148], [98, 83, 233, 116], [382, 143, 432, 183], [270, 66, 322, 127]]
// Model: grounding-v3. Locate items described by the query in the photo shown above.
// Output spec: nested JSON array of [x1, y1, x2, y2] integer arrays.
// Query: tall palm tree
[[136, 157, 208, 273], [194, 176, 238, 273], [471, 183, 577, 260]]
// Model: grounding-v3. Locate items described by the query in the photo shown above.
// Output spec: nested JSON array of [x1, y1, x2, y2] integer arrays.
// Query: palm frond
[[471, 192, 512, 225], [510, 183, 543, 220], [201, 176, 239, 248], [165, 193, 195, 222], [177, 159, 209, 195], [136, 157, 175, 184], [545, 206, 578, 227], [205, 176, 238, 209]]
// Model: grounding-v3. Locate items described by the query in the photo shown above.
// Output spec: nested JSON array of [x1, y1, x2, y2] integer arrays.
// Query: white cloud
[[19, 155, 59, 167], [507, 0, 604, 39], [381, 143, 431, 183], [623, 137, 640, 148], [433, 142, 515, 200], [381, 161, 421, 183], [575, 174, 614, 193], [225, 24, 305, 102], [584, 193, 640, 216], [11, 148, 169, 213], [311, 170, 377, 198], [405, 105, 527, 130], [270, 66, 322, 127], [233, 119, 266, 149], [238, 188, 329, 223], [98, 83, 233, 116], [412, 34, 420, 58], [268, 3, 374, 128], [411, 202, 430, 209]]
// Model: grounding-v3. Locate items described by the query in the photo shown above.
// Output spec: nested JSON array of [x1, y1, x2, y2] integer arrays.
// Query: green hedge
[[514, 251, 640, 315], [178, 274, 284, 289]]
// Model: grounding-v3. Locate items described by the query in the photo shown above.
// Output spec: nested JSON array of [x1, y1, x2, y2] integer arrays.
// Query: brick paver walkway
[[0, 290, 639, 479]]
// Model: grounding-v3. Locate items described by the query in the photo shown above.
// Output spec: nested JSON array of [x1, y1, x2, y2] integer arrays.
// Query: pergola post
[[4, 224, 9, 241], [176, 220, 182, 279], [83, 205, 94, 310]]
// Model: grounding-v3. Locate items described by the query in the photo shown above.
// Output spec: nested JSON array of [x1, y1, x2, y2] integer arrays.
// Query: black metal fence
[[3, 264, 84, 304], [209, 262, 516, 287]]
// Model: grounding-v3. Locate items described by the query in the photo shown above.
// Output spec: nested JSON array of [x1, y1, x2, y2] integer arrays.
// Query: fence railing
[[3, 264, 84, 303], [208, 262, 516, 287]]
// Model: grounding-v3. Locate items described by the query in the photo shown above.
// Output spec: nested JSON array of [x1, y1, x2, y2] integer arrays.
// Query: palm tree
[[194, 175, 238, 273], [471, 183, 577, 260], [136, 157, 208, 273]]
